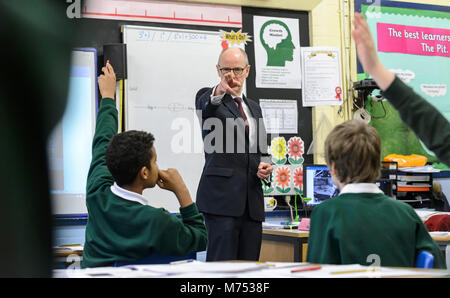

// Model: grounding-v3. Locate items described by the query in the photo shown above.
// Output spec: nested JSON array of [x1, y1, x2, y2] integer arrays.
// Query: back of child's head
[[324, 120, 381, 184], [106, 130, 155, 186]]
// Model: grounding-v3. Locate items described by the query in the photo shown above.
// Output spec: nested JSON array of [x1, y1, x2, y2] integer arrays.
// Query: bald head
[[218, 47, 249, 66]]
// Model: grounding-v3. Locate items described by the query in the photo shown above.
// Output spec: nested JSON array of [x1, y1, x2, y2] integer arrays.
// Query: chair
[[416, 251, 434, 268]]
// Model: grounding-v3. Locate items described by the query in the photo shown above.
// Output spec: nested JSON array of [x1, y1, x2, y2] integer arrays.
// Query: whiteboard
[[49, 49, 97, 214], [123, 25, 225, 212]]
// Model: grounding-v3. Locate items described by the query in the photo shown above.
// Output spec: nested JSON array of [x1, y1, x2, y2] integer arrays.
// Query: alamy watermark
[[170, 110, 272, 155], [66, 0, 81, 19]]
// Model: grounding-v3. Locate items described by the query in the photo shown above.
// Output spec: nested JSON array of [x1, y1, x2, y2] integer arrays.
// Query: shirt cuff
[[210, 85, 225, 105]]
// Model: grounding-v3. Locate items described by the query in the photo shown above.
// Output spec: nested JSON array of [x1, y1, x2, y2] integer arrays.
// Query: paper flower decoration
[[287, 137, 304, 164], [275, 166, 291, 194], [271, 137, 287, 164], [261, 180, 274, 195], [292, 167, 303, 194]]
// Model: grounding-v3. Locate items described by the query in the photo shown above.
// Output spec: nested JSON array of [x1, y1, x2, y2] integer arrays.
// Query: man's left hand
[[257, 162, 273, 180]]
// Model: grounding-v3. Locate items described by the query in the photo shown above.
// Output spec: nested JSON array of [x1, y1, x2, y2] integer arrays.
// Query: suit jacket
[[195, 87, 267, 222]]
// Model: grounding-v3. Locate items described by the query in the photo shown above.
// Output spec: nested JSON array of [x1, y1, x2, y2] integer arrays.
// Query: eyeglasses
[[218, 66, 248, 76]]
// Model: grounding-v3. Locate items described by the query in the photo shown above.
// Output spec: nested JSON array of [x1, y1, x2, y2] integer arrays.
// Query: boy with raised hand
[[81, 63, 207, 268], [306, 120, 446, 268]]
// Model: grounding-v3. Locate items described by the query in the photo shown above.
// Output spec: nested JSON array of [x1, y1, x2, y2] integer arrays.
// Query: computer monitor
[[47, 48, 98, 214], [303, 164, 340, 206]]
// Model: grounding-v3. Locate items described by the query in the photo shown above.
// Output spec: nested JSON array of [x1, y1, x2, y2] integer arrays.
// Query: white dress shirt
[[339, 183, 384, 195], [110, 182, 148, 205]]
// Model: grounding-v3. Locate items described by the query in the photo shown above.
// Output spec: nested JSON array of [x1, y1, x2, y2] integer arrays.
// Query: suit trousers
[[203, 199, 262, 262]]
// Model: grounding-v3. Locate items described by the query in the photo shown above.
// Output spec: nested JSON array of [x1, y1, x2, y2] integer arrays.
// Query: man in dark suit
[[195, 47, 273, 261]]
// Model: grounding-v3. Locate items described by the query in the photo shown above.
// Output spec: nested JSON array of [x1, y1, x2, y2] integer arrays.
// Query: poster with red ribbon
[[301, 47, 343, 106], [335, 86, 342, 101]]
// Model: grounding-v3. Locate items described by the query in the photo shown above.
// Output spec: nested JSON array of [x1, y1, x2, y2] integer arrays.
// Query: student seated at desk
[[306, 120, 446, 269], [81, 63, 207, 268]]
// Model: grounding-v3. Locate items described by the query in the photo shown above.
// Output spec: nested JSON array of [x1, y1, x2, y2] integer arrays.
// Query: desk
[[432, 236, 450, 250], [53, 245, 83, 269], [432, 236, 450, 268], [53, 261, 450, 278], [260, 229, 449, 264], [259, 229, 309, 263]]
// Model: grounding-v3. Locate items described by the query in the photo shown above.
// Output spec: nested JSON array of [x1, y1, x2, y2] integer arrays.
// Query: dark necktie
[[234, 97, 249, 132]]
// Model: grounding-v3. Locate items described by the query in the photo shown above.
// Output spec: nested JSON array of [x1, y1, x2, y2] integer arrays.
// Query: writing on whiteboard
[[137, 30, 209, 43]]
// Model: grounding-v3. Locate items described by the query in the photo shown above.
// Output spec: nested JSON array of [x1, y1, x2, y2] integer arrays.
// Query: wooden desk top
[[432, 236, 450, 242], [53, 245, 83, 257], [263, 228, 450, 242], [262, 228, 309, 238]]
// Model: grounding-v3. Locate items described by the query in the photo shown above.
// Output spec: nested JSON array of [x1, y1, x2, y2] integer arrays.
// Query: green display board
[[355, 0, 450, 165]]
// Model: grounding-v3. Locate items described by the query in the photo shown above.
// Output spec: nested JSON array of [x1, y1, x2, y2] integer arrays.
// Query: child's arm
[[86, 63, 117, 194], [150, 168, 207, 255], [157, 168, 193, 208], [351, 13, 395, 91]]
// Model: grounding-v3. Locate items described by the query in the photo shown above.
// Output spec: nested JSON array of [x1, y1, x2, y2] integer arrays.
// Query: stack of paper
[[54, 262, 450, 278]]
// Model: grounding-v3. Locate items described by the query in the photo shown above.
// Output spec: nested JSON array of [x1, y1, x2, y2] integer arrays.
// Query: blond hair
[[325, 120, 381, 184]]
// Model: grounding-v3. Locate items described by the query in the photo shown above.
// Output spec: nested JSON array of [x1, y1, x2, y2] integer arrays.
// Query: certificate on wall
[[301, 47, 343, 107], [253, 15, 302, 89]]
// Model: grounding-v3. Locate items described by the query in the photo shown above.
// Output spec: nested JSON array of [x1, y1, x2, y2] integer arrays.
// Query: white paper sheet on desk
[[262, 222, 285, 229], [54, 262, 450, 278], [234, 263, 450, 278], [58, 266, 164, 278], [55, 262, 271, 278], [126, 261, 269, 275]]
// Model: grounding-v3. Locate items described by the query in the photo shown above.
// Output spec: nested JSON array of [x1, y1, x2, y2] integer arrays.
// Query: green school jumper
[[306, 183, 446, 268], [383, 76, 450, 167], [81, 98, 207, 268]]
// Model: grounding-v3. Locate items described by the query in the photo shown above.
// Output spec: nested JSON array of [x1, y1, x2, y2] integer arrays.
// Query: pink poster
[[377, 23, 450, 58], [82, 0, 242, 27]]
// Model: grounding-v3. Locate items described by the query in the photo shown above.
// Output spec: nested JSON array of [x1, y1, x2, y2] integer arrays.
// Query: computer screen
[[47, 48, 98, 214], [303, 165, 340, 206]]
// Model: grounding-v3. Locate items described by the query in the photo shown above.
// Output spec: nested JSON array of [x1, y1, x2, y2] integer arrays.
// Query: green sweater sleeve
[[148, 203, 207, 256], [383, 77, 450, 167], [86, 98, 117, 194]]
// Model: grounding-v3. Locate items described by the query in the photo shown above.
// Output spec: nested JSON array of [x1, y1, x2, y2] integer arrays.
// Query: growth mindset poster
[[253, 16, 301, 89]]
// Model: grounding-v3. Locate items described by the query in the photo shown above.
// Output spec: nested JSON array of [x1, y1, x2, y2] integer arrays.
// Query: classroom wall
[[55, 0, 450, 249], [308, 0, 450, 164], [175, 0, 322, 11], [178, 0, 355, 163], [310, 0, 353, 163], [178, 0, 450, 195]]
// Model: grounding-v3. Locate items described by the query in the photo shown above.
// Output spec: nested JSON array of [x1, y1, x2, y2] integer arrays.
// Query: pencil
[[291, 265, 322, 273], [330, 267, 380, 274], [170, 259, 194, 265]]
